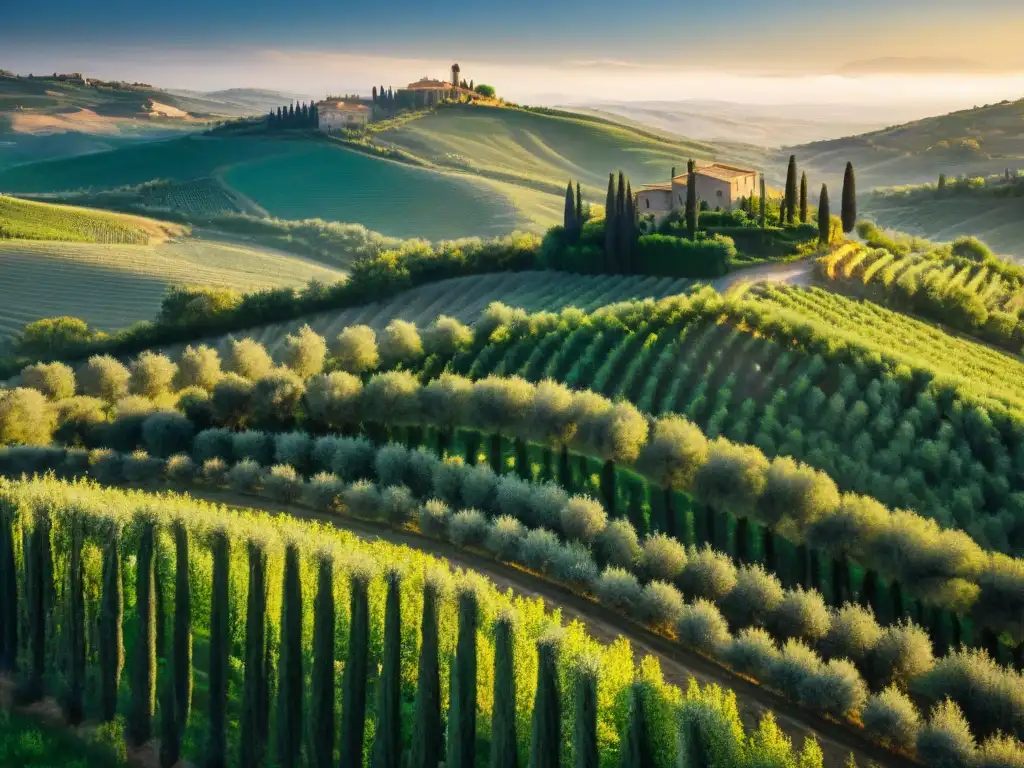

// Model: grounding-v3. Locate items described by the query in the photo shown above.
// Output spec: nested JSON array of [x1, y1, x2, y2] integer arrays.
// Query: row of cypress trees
[[784, 155, 858, 238], [0, 500, 675, 767], [562, 181, 585, 242], [267, 102, 319, 130], [603, 171, 638, 274]]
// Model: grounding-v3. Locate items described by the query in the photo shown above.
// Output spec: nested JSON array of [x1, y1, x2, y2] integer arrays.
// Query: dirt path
[[713, 258, 815, 295], [180, 485, 914, 768]]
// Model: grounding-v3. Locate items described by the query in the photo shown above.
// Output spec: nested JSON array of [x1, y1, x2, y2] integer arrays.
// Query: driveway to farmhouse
[[713, 258, 815, 294]]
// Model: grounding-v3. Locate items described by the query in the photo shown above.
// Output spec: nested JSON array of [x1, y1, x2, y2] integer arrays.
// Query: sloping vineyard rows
[[0, 476, 835, 768], [0, 194, 156, 244], [145, 178, 245, 217]]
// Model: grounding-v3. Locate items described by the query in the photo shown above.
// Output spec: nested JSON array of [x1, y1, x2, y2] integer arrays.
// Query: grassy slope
[[0, 711, 124, 767], [0, 237, 345, 341], [0, 194, 183, 243], [789, 97, 1024, 190]]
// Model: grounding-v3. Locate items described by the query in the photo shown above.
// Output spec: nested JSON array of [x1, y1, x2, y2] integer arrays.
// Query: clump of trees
[[267, 101, 320, 130]]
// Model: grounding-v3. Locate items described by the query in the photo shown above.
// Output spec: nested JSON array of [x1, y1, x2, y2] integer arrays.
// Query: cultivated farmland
[[0, 194, 182, 243], [0, 238, 345, 341]]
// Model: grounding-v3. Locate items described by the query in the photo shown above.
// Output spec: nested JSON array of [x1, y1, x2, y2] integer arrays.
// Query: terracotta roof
[[320, 101, 370, 112], [638, 184, 672, 191], [406, 78, 451, 90], [671, 163, 757, 183]]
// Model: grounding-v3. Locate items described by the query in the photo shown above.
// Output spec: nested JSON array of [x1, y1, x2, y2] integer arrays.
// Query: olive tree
[[282, 325, 327, 379], [79, 355, 130, 401], [304, 372, 363, 432], [226, 338, 274, 380], [361, 371, 421, 431], [129, 352, 176, 399], [637, 414, 708, 491], [529, 379, 578, 447], [378, 319, 423, 369], [721, 564, 784, 630], [141, 411, 195, 459], [597, 519, 641, 570], [250, 370, 305, 431], [770, 587, 832, 644], [422, 315, 472, 358], [22, 362, 75, 400], [758, 456, 840, 530], [210, 374, 255, 430], [420, 374, 472, 453], [869, 620, 936, 690], [0, 388, 55, 445], [559, 495, 608, 546], [679, 545, 738, 603], [331, 325, 378, 374], [692, 438, 769, 519], [54, 396, 106, 446], [863, 686, 922, 751], [917, 699, 976, 768], [640, 533, 687, 583], [820, 603, 882, 666], [174, 345, 222, 391]]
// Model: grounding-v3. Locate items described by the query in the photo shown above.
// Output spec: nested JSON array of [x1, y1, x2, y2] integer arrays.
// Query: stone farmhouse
[[398, 64, 480, 107], [636, 163, 759, 223], [317, 100, 371, 132]]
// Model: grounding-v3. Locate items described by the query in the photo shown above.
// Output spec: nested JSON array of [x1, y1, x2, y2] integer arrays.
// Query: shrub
[[725, 628, 779, 680], [0, 387, 55, 445], [54, 396, 106, 447], [496, 475, 544, 527], [520, 528, 562, 573], [263, 464, 301, 503], [597, 519, 641, 569], [101, 396, 156, 452], [485, 515, 526, 560], [870, 620, 936, 690], [594, 567, 643, 613], [274, 432, 313, 474], [977, 734, 1024, 768], [423, 315, 472, 357], [141, 411, 195, 459], [378, 319, 423, 368], [721, 564, 784, 630], [176, 386, 214, 430], [232, 431, 274, 465], [22, 361, 75, 400], [574, 399, 648, 464], [342, 480, 383, 519], [227, 458, 263, 493], [330, 437, 376, 482], [770, 587, 831, 644], [431, 456, 468, 506], [361, 371, 420, 426], [760, 456, 841, 528], [122, 450, 164, 484], [250, 370, 305, 431], [863, 686, 922, 751], [78, 355, 131, 401], [201, 457, 228, 486], [226, 337, 274, 380], [193, 428, 235, 463], [419, 499, 451, 538], [380, 485, 416, 525], [820, 604, 882, 666], [311, 436, 346, 472], [528, 482, 570, 530], [550, 542, 599, 585], [404, 449, 438, 498], [692, 439, 769, 519], [420, 374, 473, 435], [304, 372, 362, 431], [637, 580, 686, 628], [461, 463, 499, 510], [88, 448, 123, 484], [951, 236, 995, 263], [210, 374, 255, 429], [678, 546, 738, 602], [641, 533, 688, 582], [304, 472, 344, 512], [61, 448, 90, 479], [282, 324, 327, 379], [634, 234, 734, 278], [128, 352, 176, 398], [174, 345, 222, 391], [677, 600, 731, 654], [331, 325, 378, 374], [799, 658, 868, 720], [769, 639, 824, 700], [636, 414, 708, 490], [165, 454, 196, 482], [448, 509, 489, 548], [375, 444, 412, 488], [559, 495, 608, 545], [917, 699, 977, 768]]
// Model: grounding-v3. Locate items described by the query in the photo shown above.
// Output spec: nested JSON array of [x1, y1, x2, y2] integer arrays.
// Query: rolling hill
[[0, 194, 183, 242]]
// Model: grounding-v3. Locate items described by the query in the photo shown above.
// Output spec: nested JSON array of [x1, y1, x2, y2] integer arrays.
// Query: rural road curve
[[175, 485, 913, 768], [712, 258, 814, 294]]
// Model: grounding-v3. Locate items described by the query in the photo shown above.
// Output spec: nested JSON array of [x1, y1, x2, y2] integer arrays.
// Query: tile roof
[[671, 163, 758, 183], [320, 101, 370, 112]]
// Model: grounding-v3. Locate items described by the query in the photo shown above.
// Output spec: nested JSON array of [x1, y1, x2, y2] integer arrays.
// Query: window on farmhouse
[[645, 199, 650, 209], [717, 190, 723, 198]]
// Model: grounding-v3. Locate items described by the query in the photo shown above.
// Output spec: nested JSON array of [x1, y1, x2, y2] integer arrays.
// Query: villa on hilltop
[[636, 163, 759, 223], [398, 63, 481, 107], [317, 100, 371, 132]]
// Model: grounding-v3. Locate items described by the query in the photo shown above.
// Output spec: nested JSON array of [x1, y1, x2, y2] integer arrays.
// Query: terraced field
[[161, 271, 694, 357], [0, 194, 181, 243], [0, 238, 345, 340]]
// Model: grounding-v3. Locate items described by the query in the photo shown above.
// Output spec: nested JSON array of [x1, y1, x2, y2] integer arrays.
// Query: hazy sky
[[4, 0, 1024, 105]]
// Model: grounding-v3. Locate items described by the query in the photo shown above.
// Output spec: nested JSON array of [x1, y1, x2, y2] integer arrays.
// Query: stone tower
[[451, 63, 461, 91]]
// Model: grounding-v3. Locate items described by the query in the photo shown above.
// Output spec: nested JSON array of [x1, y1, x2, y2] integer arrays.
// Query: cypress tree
[[618, 683, 651, 768], [449, 588, 479, 768], [759, 175, 766, 229], [64, 514, 85, 724], [938, 173, 947, 192], [604, 174, 617, 272], [372, 86, 378, 102], [340, 569, 371, 767], [619, 181, 634, 274], [573, 665, 598, 768], [240, 542, 269, 768], [564, 181, 576, 235], [818, 184, 831, 244], [19, 514, 44, 702], [173, 523, 191, 728], [159, 660, 180, 768], [528, 635, 561, 768], [841, 161, 857, 233], [686, 163, 698, 239], [208, 530, 230, 768], [311, 554, 335, 768], [128, 519, 156, 747], [372, 569, 403, 767], [277, 543, 303, 768], [784, 155, 798, 224], [799, 171, 808, 223], [410, 577, 443, 768], [575, 182, 583, 233], [490, 612, 517, 768], [99, 531, 123, 722], [0, 502, 16, 673]]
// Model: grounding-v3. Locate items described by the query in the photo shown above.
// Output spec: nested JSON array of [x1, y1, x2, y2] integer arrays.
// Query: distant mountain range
[[836, 57, 995, 75]]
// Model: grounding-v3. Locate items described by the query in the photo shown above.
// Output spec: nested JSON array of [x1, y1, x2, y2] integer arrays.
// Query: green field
[[0, 194, 180, 243], [0, 237, 345, 341]]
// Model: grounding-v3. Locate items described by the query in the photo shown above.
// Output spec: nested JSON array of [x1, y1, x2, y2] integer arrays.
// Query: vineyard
[[0, 239, 345, 341], [0, 476, 841, 768], [0, 195, 180, 244], [144, 177, 247, 217]]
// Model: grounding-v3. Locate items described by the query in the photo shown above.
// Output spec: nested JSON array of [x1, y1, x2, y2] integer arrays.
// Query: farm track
[[171, 483, 913, 768]]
